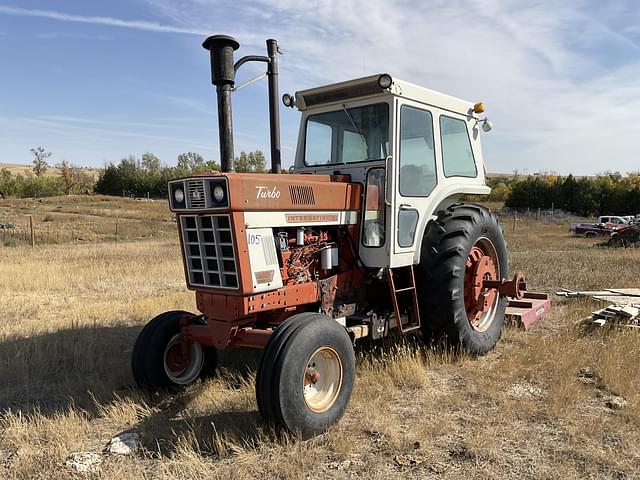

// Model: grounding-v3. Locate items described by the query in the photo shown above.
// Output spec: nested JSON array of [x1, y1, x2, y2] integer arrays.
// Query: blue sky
[[0, 0, 639, 174]]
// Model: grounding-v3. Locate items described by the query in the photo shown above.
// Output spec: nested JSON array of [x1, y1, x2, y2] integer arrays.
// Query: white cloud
[[1, 1, 638, 174], [0, 5, 207, 35], [35, 32, 113, 40], [142, 0, 640, 175]]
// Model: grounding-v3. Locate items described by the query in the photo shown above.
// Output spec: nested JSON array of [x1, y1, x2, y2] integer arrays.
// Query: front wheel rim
[[303, 347, 343, 413], [163, 334, 204, 385]]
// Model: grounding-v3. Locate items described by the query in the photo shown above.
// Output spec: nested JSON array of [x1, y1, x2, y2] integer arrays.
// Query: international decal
[[285, 213, 339, 223]]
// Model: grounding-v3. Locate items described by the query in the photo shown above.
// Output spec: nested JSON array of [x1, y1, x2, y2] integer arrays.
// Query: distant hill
[[0, 163, 101, 180]]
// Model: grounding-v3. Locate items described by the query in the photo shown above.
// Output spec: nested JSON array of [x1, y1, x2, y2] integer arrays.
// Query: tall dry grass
[[0, 195, 175, 246], [0, 203, 638, 479]]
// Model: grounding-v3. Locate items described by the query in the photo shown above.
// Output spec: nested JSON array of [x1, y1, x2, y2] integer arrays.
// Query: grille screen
[[289, 185, 316, 205], [187, 180, 206, 209], [180, 214, 238, 289]]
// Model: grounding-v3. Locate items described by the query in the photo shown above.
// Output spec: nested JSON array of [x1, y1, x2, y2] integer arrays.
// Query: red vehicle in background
[[572, 223, 617, 237]]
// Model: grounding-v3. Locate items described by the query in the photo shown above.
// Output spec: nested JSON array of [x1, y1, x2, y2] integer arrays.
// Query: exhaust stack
[[202, 35, 282, 174], [202, 35, 239, 173]]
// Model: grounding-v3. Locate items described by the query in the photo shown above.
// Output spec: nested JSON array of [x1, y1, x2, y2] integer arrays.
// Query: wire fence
[[0, 215, 176, 247]]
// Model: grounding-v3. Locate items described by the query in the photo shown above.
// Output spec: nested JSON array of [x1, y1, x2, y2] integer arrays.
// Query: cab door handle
[[399, 203, 413, 210]]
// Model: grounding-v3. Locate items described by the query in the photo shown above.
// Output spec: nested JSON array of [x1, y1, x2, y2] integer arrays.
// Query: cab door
[[390, 100, 439, 266]]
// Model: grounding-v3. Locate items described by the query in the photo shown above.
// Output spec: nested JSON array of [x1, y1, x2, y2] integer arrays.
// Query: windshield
[[304, 103, 389, 166]]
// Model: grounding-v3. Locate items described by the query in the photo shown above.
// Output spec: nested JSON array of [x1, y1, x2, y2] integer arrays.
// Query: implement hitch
[[482, 272, 550, 330], [483, 272, 527, 300]]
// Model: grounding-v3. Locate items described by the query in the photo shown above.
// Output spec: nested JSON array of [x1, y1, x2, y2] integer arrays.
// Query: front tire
[[132, 310, 217, 390], [256, 313, 355, 438], [417, 203, 508, 355]]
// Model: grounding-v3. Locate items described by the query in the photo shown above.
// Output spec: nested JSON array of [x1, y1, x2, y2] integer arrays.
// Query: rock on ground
[[65, 452, 102, 473], [105, 432, 139, 455]]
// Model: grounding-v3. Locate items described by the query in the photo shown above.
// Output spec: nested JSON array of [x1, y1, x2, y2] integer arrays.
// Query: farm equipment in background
[[132, 34, 550, 437]]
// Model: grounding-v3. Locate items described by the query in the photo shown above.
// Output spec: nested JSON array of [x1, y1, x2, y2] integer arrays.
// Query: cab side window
[[399, 106, 437, 197], [440, 116, 477, 178]]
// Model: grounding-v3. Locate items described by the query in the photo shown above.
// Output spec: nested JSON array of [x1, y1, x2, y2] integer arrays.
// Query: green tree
[[177, 152, 205, 173], [95, 164, 123, 196], [0, 168, 20, 197], [235, 150, 267, 173], [141, 152, 161, 173], [30, 146, 51, 178], [205, 160, 221, 172]]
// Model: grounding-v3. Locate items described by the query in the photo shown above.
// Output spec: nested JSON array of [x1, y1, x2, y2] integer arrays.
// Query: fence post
[[115, 216, 119, 244], [512, 212, 517, 232], [29, 215, 35, 247]]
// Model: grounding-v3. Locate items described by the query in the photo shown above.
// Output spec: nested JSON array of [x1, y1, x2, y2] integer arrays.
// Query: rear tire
[[256, 313, 355, 438], [132, 310, 217, 390], [417, 203, 508, 355]]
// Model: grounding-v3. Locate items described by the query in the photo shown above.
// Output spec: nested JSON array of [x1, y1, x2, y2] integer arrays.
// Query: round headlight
[[282, 93, 296, 108], [174, 187, 184, 204], [378, 74, 393, 89], [213, 185, 225, 202]]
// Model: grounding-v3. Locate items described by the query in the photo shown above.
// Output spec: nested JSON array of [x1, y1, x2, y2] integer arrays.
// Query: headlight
[[213, 185, 225, 202], [174, 188, 184, 204], [378, 73, 393, 89]]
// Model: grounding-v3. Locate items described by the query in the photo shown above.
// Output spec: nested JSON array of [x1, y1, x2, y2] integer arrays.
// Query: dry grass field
[[0, 163, 100, 180], [0, 195, 176, 245], [0, 197, 639, 479]]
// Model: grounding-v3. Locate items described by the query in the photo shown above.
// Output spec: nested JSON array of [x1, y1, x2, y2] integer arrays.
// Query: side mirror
[[482, 119, 493, 132]]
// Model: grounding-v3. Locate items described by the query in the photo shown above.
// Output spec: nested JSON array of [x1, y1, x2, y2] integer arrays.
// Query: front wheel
[[417, 203, 508, 355], [132, 310, 217, 390], [256, 312, 355, 438]]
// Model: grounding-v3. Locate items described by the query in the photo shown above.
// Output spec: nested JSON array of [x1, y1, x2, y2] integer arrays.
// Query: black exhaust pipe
[[202, 35, 282, 174], [266, 39, 281, 174], [202, 35, 239, 173]]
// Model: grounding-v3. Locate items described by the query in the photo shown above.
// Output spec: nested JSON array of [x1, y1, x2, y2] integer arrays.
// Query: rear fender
[[411, 187, 490, 265]]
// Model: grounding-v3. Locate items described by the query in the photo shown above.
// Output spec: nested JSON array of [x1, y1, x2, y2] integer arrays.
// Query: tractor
[[132, 34, 547, 438]]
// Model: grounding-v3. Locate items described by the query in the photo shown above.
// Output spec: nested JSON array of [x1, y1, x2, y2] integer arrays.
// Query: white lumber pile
[[557, 288, 640, 329]]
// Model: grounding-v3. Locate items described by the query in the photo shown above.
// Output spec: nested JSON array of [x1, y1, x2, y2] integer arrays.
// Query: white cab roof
[[295, 74, 477, 117]]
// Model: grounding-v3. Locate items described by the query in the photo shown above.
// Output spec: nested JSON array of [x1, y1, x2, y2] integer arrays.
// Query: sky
[[0, 0, 639, 175]]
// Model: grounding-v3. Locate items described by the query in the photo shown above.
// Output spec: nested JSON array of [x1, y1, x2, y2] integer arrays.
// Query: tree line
[[95, 150, 267, 197], [491, 173, 640, 216], [4, 147, 640, 217], [0, 148, 267, 199]]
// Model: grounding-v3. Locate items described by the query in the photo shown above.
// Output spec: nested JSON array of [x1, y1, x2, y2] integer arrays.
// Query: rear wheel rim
[[303, 347, 343, 413], [163, 334, 204, 385], [464, 237, 500, 332]]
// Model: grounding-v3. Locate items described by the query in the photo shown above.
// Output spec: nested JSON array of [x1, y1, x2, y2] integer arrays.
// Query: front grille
[[187, 180, 206, 209], [180, 214, 238, 289]]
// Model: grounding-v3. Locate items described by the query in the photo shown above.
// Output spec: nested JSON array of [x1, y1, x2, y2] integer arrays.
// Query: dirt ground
[[0, 198, 638, 479]]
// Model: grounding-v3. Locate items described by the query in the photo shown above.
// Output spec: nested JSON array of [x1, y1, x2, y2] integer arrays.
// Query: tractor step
[[505, 291, 551, 330], [387, 266, 421, 333]]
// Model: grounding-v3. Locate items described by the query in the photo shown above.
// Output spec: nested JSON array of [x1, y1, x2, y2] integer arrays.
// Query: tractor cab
[[290, 74, 492, 267]]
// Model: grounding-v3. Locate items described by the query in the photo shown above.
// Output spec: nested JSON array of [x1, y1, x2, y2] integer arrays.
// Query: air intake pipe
[[202, 35, 282, 174]]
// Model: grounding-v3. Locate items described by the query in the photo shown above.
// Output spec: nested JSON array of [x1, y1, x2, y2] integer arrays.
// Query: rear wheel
[[256, 313, 355, 438], [132, 310, 217, 390], [417, 203, 508, 355]]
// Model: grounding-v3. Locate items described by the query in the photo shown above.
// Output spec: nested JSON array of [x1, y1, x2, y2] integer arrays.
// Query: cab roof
[[294, 74, 477, 117]]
